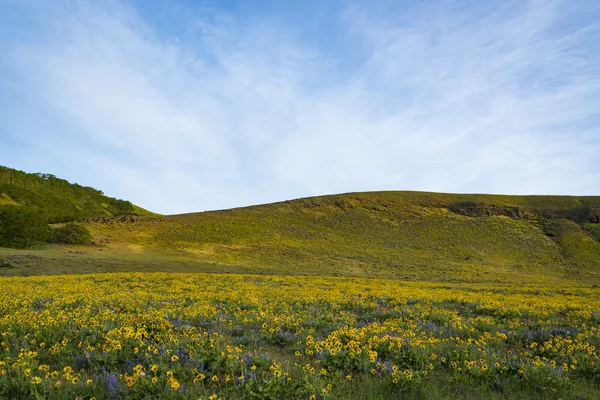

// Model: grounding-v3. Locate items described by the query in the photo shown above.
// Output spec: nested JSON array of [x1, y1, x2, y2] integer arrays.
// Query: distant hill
[[75, 191, 600, 284], [0, 166, 155, 248], [1, 165, 599, 284]]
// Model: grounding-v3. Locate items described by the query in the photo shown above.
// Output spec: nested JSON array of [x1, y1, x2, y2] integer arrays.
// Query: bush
[[49, 223, 93, 245], [536, 205, 600, 224], [542, 219, 580, 238]]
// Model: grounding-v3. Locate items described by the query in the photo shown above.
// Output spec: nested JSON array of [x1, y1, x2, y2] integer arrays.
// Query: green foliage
[[542, 219, 580, 238], [536, 205, 600, 224], [0, 206, 49, 248], [583, 224, 600, 243], [49, 223, 93, 245], [0, 165, 153, 223], [0, 165, 157, 249]]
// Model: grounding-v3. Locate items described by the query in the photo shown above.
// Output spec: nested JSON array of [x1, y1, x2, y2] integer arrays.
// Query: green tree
[[0, 206, 49, 248]]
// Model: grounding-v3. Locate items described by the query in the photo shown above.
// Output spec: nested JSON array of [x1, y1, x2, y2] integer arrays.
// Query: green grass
[[1, 164, 598, 284], [1, 172, 600, 399], [2, 191, 599, 284]]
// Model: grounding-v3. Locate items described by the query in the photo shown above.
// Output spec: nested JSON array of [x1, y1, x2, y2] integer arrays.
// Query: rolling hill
[[71, 191, 600, 284], [2, 167, 599, 285]]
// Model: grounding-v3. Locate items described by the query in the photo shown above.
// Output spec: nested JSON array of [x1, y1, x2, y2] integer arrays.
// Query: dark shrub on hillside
[[0, 206, 49, 248], [584, 224, 600, 243], [536, 206, 600, 224], [542, 219, 581, 238], [586, 208, 600, 223], [49, 223, 92, 245]]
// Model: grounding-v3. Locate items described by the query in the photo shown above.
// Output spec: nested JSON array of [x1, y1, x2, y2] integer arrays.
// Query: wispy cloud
[[1, 0, 598, 213]]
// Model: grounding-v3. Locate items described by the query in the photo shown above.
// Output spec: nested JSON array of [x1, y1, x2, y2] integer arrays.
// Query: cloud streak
[[1, 0, 599, 213]]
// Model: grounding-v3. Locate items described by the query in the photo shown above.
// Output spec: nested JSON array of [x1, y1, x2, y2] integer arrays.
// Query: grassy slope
[[0, 165, 156, 221], [6, 190, 598, 283], [2, 190, 600, 283]]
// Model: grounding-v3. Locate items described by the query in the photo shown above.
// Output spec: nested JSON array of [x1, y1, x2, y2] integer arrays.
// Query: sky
[[1, 0, 599, 214]]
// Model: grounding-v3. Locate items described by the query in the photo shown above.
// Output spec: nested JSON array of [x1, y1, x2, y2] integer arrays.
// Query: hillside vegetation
[[3, 169, 599, 400], [1, 165, 599, 284], [34, 191, 596, 284], [0, 166, 155, 248], [0, 166, 155, 221]]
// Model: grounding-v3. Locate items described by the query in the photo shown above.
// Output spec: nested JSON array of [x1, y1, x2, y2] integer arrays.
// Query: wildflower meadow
[[0, 273, 599, 399]]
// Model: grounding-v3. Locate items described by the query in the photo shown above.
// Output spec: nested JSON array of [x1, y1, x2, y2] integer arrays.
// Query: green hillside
[[49, 191, 598, 284], [0, 166, 155, 221], [0, 166, 155, 248], [1, 165, 599, 284]]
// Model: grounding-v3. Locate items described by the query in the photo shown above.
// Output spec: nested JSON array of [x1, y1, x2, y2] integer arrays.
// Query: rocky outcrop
[[448, 202, 529, 220], [83, 215, 142, 224]]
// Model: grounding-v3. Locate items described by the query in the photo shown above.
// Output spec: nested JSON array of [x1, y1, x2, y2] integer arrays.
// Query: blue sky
[[1, 0, 599, 214]]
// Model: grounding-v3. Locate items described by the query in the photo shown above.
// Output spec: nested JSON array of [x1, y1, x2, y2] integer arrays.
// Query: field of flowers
[[0, 273, 599, 399]]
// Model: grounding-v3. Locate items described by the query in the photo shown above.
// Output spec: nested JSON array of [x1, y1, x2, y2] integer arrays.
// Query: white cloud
[[271, 0, 600, 196], [1, 0, 599, 213]]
